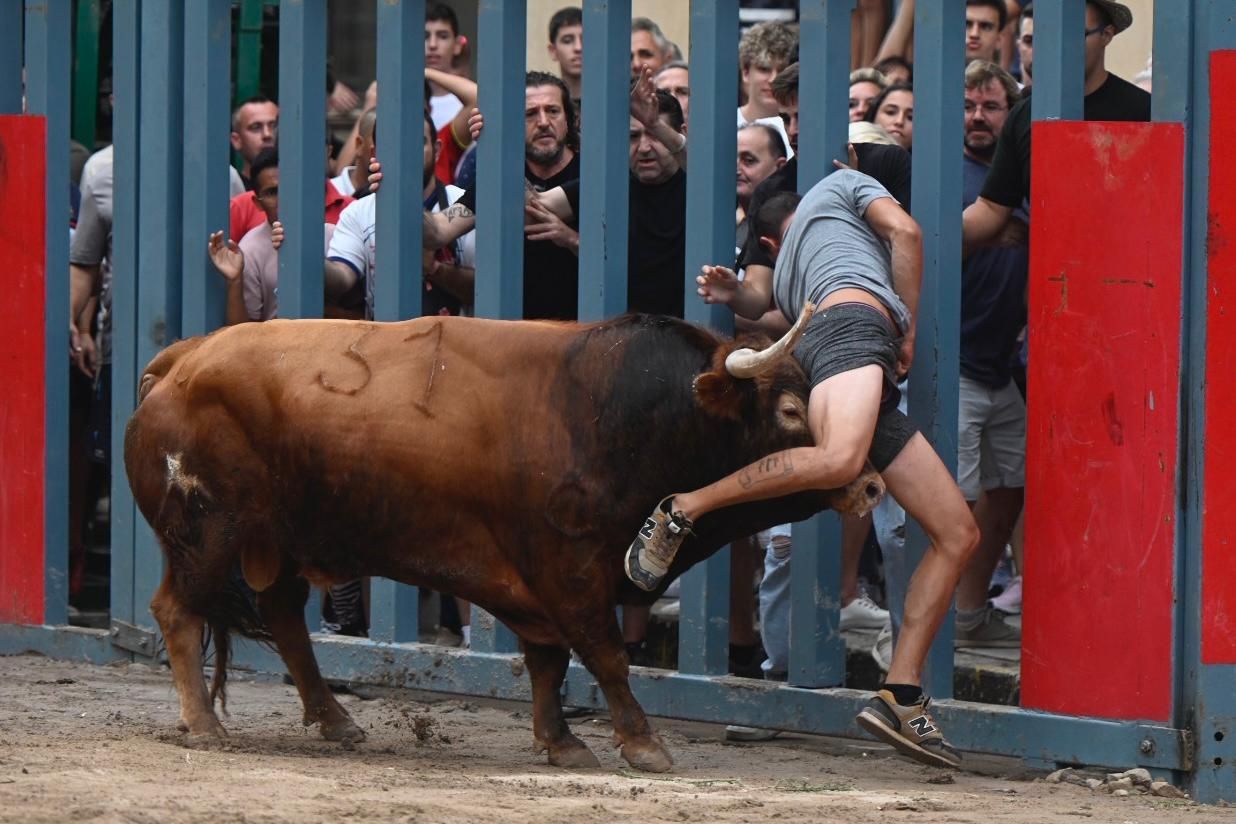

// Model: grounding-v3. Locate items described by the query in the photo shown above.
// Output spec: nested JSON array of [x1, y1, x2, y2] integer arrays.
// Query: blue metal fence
[[4, 0, 1235, 805]]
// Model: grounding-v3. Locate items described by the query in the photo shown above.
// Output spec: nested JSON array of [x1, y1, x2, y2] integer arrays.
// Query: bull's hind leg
[[150, 576, 227, 746], [256, 573, 366, 744], [524, 642, 600, 769], [569, 623, 673, 773]]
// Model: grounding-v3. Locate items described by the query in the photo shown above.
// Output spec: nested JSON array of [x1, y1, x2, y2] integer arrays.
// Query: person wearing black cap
[[961, 0, 1149, 251]]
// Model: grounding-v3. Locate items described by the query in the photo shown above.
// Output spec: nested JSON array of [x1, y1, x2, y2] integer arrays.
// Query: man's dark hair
[[1087, 1, 1112, 28], [864, 82, 914, 124], [249, 146, 278, 185], [753, 191, 802, 242], [426, 1, 459, 35], [549, 6, 582, 42], [231, 95, 275, 131], [966, 0, 1008, 31], [423, 110, 435, 144], [771, 61, 799, 106], [874, 55, 913, 82], [1020, 2, 1033, 20], [526, 70, 580, 151]]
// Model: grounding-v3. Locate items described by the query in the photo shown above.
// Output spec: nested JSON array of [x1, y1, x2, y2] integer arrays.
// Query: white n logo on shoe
[[638, 518, 657, 540], [907, 715, 936, 737]]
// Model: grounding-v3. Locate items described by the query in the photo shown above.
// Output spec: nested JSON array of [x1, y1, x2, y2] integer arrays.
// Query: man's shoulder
[[80, 145, 115, 188], [1087, 72, 1152, 121], [338, 192, 376, 226]]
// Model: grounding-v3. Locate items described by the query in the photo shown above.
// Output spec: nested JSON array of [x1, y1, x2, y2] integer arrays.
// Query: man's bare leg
[[956, 487, 1023, 611], [673, 365, 885, 522], [877, 434, 980, 686], [626, 366, 885, 593]]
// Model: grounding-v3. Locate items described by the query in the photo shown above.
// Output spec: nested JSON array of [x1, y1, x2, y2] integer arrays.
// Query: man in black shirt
[[962, 0, 1150, 248]]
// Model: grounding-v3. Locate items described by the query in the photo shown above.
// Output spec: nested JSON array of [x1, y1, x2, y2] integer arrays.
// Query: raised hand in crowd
[[208, 230, 244, 283], [270, 220, 285, 251]]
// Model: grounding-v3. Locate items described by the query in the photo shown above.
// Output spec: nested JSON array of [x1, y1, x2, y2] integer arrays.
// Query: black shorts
[[792, 302, 917, 472]]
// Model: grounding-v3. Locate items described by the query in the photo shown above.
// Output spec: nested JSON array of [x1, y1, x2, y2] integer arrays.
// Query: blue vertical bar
[[374, 0, 423, 321], [786, 0, 855, 690], [1031, 0, 1085, 122], [133, 0, 184, 628], [683, 0, 737, 332], [277, 0, 326, 320], [468, 0, 524, 653], [577, 0, 630, 321], [678, 0, 739, 677], [109, 0, 141, 628], [25, 0, 71, 625], [0, 1, 20, 113], [905, 0, 963, 699], [475, 0, 526, 321], [1184, 0, 1236, 805], [181, 0, 231, 337], [369, 0, 425, 645], [797, 0, 854, 186]]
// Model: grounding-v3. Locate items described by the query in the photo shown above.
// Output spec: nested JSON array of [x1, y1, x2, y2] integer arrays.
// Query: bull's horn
[[724, 302, 816, 378]]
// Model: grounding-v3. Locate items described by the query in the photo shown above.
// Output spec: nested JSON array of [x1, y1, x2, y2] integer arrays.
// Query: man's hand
[[368, 157, 383, 193], [208, 230, 244, 283], [896, 334, 915, 379], [270, 221, 285, 250], [468, 108, 484, 142], [832, 142, 859, 172], [70, 323, 98, 379], [629, 66, 659, 128], [524, 200, 579, 253], [696, 264, 740, 305]]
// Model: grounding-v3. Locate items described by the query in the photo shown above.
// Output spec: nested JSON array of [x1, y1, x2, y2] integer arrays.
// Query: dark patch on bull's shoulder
[[316, 325, 379, 396], [544, 472, 602, 539], [401, 319, 446, 418]]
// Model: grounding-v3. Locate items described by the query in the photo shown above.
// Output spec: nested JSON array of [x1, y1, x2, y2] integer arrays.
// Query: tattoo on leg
[[738, 451, 795, 488]]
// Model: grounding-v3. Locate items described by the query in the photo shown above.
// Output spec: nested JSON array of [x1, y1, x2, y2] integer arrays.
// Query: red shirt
[[434, 121, 469, 186], [229, 180, 354, 242]]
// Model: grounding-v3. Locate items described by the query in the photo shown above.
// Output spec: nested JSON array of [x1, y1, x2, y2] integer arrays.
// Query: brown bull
[[125, 311, 882, 771]]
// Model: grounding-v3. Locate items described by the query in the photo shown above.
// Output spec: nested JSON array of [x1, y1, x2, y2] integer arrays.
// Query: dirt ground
[[0, 654, 1225, 824]]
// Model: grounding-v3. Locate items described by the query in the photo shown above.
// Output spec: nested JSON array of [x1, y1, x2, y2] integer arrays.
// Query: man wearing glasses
[[952, 60, 1030, 649], [961, 0, 1149, 250]]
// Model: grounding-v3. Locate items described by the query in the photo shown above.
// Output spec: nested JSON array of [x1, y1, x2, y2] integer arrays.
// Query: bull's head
[[691, 303, 816, 432]]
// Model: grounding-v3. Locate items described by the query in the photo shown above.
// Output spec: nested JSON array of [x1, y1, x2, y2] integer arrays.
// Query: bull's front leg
[[255, 573, 366, 745], [523, 642, 600, 768], [568, 620, 673, 773]]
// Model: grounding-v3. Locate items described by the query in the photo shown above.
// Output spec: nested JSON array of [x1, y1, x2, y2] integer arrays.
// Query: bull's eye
[[780, 404, 801, 419]]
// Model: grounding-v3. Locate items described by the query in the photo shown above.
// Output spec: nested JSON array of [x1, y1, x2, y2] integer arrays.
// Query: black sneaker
[[624, 496, 694, 592], [855, 689, 961, 768]]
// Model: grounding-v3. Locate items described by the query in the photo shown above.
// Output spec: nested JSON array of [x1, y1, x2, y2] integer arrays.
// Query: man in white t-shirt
[[326, 112, 476, 319]]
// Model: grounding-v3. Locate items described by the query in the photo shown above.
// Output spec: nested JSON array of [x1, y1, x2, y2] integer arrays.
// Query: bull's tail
[[201, 566, 273, 713]]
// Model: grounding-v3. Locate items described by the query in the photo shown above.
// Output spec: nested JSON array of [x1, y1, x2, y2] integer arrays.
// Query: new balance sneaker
[[955, 605, 1021, 648], [840, 593, 890, 631], [625, 496, 694, 592], [856, 690, 961, 768]]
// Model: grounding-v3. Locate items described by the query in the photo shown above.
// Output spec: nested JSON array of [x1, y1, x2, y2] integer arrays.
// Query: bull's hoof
[[320, 716, 367, 744], [547, 735, 602, 769], [182, 720, 227, 749], [834, 466, 886, 518], [620, 739, 674, 773]]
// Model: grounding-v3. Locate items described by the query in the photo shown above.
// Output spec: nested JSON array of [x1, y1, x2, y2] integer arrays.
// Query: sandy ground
[[0, 654, 1225, 824]]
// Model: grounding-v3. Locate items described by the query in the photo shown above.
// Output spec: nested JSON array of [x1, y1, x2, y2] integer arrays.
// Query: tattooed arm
[[423, 202, 476, 250]]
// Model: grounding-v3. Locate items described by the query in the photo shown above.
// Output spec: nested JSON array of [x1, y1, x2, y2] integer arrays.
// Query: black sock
[[883, 682, 923, 706]]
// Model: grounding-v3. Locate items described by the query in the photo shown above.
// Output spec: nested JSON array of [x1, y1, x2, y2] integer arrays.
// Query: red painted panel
[[1023, 121, 1183, 722], [1203, 51, 1236, 664], [0, 117, 47, 624]]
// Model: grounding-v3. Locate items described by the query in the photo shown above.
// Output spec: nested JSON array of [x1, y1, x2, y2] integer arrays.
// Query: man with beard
[[519, 71, 582, 320], [951, 60, 1027, 648]]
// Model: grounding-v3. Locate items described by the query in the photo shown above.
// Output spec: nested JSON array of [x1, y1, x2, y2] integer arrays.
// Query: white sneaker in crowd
[[991, 575, 1023, 614], [840, 593, 890, 631]]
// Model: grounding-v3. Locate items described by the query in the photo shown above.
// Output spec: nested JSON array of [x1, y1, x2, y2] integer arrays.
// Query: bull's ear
[[692, 369, 744, 420]]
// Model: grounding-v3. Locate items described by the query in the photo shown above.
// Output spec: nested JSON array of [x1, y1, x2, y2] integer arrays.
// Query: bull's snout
[[832, 466, 886, 519]]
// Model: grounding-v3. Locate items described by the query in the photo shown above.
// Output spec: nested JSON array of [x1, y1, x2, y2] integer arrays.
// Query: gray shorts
[[957, 375, 1026, 500], [792, 302, 917, 472]]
